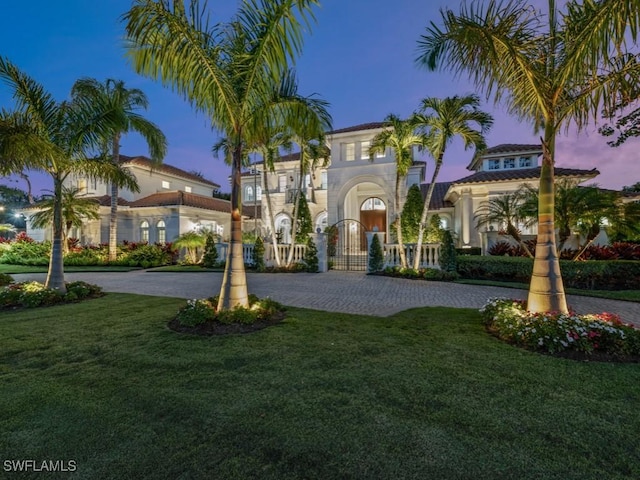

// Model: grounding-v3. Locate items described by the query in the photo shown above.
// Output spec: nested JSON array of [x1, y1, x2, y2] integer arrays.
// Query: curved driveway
[[12, 270, 640, 326]]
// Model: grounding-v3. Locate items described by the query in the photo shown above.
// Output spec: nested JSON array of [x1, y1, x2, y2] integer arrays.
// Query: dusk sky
[[1, 0, 637, 196]]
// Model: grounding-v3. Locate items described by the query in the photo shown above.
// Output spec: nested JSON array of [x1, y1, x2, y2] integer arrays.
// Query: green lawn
[[1, 294, 639, 479], [0, 264, 140, 274], [457, 278, 640, 302], [146, 265, 222, 272]]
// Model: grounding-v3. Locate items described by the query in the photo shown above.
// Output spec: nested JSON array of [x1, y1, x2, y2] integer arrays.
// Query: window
[[375, 147, 386, 159], [519, 156, 533, 168], [162, 180, 170, 189], [278, 175, 287, 193], [361, 197, 386, 211], [503, 157, 515, 169], [274, 214, 292, 244], [256, 186, 262, 201], [315, 212, 328, 233], [140, 221, 150, 242], [320, 171, 328, 190], [185, 186, 192, 193], [488, 159, 501, 170], [77, 178, 88, 194], [156, 220, 166, 244], [91, 178, 97, 190], [345, 143, 355, 161], [360, 141, 370, 160], [245, 185, 254, 202]]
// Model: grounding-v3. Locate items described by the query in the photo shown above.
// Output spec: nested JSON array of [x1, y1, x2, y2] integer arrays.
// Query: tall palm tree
[[30, 186, 100, 252], [369, 114, 427, 269], [412, 95, 493, 269], [474, 189, 536, 257], [71, 78, 167, 261], [123, 0, 327, 310], [0, 57, 139, 293], [417, 0, 640, 313]]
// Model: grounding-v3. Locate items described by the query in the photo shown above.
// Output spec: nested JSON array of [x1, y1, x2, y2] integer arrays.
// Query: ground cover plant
[[1, 294, 639, 479], [480, 298, 640, 362], [0, 280, 102, 309]]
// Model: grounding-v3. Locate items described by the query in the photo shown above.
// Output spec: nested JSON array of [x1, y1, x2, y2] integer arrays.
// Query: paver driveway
[[12, 270, 640, 326]]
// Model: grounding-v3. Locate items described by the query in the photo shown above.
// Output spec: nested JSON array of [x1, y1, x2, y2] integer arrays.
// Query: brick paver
[[11, 270, 640, 326]]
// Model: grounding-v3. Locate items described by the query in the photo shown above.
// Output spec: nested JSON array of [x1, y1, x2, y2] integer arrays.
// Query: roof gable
[[119, 155, 220, 188]]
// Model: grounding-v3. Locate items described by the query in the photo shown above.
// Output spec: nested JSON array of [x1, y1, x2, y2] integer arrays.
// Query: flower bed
[[169, 294, 285, 335], [480, 298, 640, 361], [0, 281, 103, 310]]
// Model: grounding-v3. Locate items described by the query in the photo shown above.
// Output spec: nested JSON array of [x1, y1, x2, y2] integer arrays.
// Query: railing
[[285, 188, 315, 204], [384, 243, 441, 269], [216, 242, 307, 267]]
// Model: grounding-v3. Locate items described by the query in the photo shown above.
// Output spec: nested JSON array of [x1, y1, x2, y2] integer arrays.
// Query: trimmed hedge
[[457, 256, 640, 290]]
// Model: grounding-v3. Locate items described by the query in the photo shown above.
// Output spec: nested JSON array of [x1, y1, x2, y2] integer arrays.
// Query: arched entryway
[[360, 197, 386, 234]]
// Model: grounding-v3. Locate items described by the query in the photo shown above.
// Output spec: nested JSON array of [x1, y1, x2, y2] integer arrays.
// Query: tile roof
[[88, 195, 132, 207], [128, 191, 230, 213], [420, 182, 454, 210], [483, 144, 542, 155], [327, 122, 387, 135], [453, 167, 599, 185], [119, 155, 220, 188]]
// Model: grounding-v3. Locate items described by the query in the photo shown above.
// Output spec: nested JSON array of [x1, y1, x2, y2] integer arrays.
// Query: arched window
[[140, 220, 150, 242], [156, 220, 166, 244], [361, 197, 386, 211], [315, 212, 328, 233], [245, 185, 254, 202], [274, 213, 292, 244]]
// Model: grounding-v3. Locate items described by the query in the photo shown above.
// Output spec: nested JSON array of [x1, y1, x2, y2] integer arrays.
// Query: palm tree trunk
[[395, 174, 408, 268], [19, 172, 34, 204], [413, 157, 443, 269], [109, 134, 121, 262], [527, 133, 568, 314], [217, 144, 249, 310], [286, 163, 304, 267], [262, 167, 281, 267], [45, 176, 66, 293], [506, 223, 533, 258]]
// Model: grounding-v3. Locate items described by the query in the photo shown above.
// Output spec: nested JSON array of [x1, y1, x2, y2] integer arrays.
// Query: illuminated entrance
[[360, 197, 386, 234]]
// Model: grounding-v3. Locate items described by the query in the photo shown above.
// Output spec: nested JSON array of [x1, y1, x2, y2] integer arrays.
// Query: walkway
[[12, 270, 640, 326]]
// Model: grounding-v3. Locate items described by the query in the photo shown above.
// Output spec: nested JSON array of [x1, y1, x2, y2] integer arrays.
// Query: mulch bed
[[168, 311, 286, 336]]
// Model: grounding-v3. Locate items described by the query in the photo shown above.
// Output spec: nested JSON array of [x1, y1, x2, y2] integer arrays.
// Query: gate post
[[312, 230, 328, 272]]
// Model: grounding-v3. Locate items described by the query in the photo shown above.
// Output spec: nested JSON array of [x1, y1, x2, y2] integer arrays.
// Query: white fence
[[384, 243, 441, 269], [217, 242, 307, 267]]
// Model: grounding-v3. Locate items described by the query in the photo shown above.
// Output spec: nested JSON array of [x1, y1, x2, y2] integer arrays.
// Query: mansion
[[23, 122, 601, 252]]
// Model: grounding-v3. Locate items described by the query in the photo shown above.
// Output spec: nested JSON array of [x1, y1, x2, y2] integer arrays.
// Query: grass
[[146, 265, 222, 272], [457, 278, 640, 302], [0, 264, 140, 274], [1, 294, 639, 479]]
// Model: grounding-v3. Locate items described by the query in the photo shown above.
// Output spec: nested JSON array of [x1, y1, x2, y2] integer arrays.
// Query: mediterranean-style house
[[24, 155, 232, 245], [22, 122, 602, 262], [241, 122, 599, 254]]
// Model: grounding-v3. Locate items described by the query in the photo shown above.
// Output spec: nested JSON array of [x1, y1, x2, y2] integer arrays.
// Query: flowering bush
[[480, 298, 640, 358], [175, 295, 284, 327], [0, 281, 103, 309]]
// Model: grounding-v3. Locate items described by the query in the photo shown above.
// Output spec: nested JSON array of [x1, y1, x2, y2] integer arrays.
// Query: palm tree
[[412, 95, 493, 269], [0, 58, 139, 293], [474, 189, 536, 257], [71, 78, 167, 261], [30, 186, 100, 252], [172, 230, 207, 264], [124, 0, 327, 310], [369, 114, 427, 269], [416, 0, 640, 313]]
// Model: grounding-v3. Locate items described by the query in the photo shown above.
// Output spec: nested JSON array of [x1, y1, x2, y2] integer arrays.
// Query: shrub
[[0, 273, 13, 286], [202, 235, 219, 268], [439, 229, 457, 272], [175, 299, 217, 326], [121, 244, 172, 268], [480, 298, 640, 357], [0, 280, 102, 310], [0, 240, 50, 265], [368, 234, 384, 273], [488, 241, 513, 256], [66, 281, 103, 299], [65, 248, 106, 266], [252, 236, 265, 272], [303, 237, 319, 273], [175, 295, 284, 327], [455, 246, 481, 256]]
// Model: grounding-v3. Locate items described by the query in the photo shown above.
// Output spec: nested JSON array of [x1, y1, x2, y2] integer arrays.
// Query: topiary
[[252, 236, 265, 272], [439, 229, 457, 272], [368, 233, 384, 273], [202, 234, 219, 268], [303, 236, 319, 272]]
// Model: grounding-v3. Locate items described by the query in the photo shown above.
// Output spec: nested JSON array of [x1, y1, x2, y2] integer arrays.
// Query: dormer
[[467, 144, 542, 173]]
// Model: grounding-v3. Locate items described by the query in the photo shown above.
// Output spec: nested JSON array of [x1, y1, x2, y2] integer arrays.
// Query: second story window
[[245, 185, 254, 202], [360, 141, 370, 160], [185, 186, 192, 193], [278, 175, 287, 193], [345, 143, 355, 161], [519, 156, 533, 168], [320, 171, 328, 190], [503, 158, 515, 169], [162, 180, 170, 189], [256, 186, 262, 201], [488, 159, 501, 170]]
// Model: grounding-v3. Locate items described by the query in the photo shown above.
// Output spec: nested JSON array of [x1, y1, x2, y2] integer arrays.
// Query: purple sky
[[1, 0, 637, 196]]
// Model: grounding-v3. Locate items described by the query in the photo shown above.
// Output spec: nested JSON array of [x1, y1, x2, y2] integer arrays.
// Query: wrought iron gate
[[327, 219, 367, 271]]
